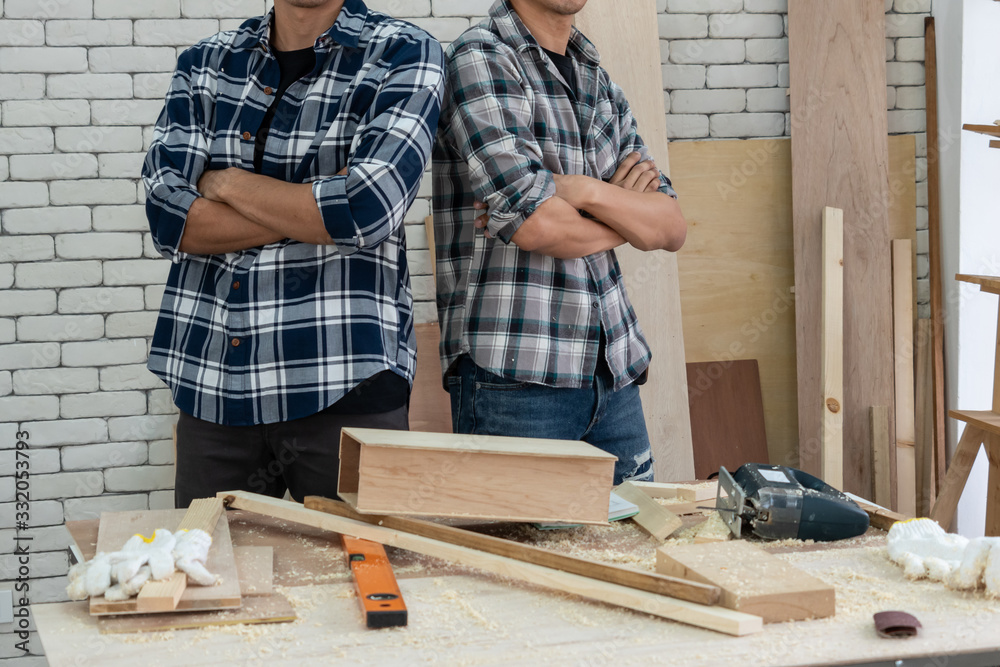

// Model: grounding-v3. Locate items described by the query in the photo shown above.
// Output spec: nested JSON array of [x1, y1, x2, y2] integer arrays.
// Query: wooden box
[[338, 428, 616, 524]]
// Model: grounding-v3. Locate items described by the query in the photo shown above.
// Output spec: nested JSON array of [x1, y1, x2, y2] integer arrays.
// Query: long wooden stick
[[930, 426, 987, 529], [221, 492, 761, 636], [136, 498, 224, 612], [821, 207, 844, 490], [925, 17, 947, 495], [304, 496, 719, 606]]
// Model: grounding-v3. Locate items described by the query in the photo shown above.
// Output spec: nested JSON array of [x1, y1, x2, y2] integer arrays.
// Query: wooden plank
[[963, 124, 1000, 137], [915, 319, 936, 516], [893, 240, 917, 516], [821, 207, 844, 490], [672, 136, 916, 472], [303, 496, 721, 606], [656, 541, 835, 623], [685, 360, 769, 479], [612, 482, 683, 542], [89, 509, 241, 616], [850, 497, 909, 532], [97, 594, 295, 635], [222, 491, 762, 636], [136, 498, 224, 612], [925, 17, 948, 496], [871, 406, 892, 508], [339, 429, 615, 524], [631, 481, 718, 502], [930, 426, 987, 530], [950, 410, 1000, 437], [575, 0, 695, 483], [991, 140, 1000, 150], [789, 0, 895, 498], [409, 323, 452, 434], [956, 274, 1000, 295]]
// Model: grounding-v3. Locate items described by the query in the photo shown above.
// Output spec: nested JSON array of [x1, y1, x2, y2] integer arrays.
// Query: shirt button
[[264, 86, 273, 95], [233, 281, 240, 290], [592, 302, 600, 309], [242, 131, 251, 141], [231, 338, 240, 347]]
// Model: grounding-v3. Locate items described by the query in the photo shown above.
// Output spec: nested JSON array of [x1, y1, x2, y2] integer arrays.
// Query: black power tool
[[715, 463, 869, 541]]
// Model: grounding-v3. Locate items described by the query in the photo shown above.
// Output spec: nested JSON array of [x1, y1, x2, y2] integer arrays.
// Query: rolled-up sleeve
[[444, 39, 556, 244], [312, 36, 444, 255], [141, 49, 211, 263], [609, 79, 678, 200]]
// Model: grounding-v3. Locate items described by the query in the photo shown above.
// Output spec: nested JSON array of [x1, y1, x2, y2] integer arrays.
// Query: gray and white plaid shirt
[[432, 0, 676, 391]]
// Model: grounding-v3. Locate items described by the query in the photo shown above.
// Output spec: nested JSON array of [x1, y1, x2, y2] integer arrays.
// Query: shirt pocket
[[589, 96, 622, 181]]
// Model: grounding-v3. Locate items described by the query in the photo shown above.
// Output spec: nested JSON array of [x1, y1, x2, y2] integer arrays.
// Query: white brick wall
[[0, 3, 929, 659]]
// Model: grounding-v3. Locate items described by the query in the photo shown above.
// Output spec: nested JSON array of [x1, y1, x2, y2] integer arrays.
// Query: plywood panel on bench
[[576, 0, 695, 482], [671, 137, 915, 471]]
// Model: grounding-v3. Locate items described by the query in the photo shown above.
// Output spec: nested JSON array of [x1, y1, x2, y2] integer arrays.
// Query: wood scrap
[[613, 482, 683, 542], [656, 541, 835, 623], [303, 495, 719, 606], [632, 481, 718, 502], [849, 496, 909, 532], [223, 491, 762, 636], [136, 498, 224, 612], [789, 0, 895, 497]]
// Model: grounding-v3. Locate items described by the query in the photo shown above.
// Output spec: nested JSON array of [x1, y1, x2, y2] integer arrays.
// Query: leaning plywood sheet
[[672, 136, 916, 471], [409, 322, 452, 434], [575, 0, 695, 483], [788, 1, 895, 497], [656, 541, 835, 623], [89, 509, 241, 616], [339, 428, 616, 524]]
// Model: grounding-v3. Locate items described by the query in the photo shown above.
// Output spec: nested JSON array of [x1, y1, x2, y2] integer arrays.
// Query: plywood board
[[339, 428, 615, 524], [656, 541, 835, 623], [235, 546, 273, 596], [685, 360, 769, 478], [788, 1, 895, 497], [821, 207, 845, 489], [575, 0, 695, 483], [672, 136, 916, 472], [410, 322, 452, 434], [97, 594, 295, 635], [89, 509, 241, 616]]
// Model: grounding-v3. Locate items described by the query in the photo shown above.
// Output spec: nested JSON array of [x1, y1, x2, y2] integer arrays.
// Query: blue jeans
[[448, 356, 654, 485]]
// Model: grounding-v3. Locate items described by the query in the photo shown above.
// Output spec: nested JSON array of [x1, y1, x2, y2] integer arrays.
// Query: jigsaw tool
[[714, 463, 869, 541]]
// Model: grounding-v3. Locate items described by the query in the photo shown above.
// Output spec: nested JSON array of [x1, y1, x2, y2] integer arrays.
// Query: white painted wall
[[935, 0, 1000, 537]]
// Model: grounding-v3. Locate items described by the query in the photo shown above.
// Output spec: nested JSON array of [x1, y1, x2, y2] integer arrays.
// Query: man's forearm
[[202, 168, 335, 246], [509, 196, 626, 259], [557, 175, 686, 252], [179, 197, 286, 254]]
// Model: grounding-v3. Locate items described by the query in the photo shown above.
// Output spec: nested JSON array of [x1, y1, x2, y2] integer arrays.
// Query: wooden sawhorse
[[929, 274, 1000, 535]]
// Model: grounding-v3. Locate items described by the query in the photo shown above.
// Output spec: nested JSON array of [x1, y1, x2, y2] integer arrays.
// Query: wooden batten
[[338, 428, 616, 524]]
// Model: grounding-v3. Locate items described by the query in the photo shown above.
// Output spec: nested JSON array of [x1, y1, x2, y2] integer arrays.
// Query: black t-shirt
[[542, 47, 578, 100], [254, 46, 316, 174], [254, 46, 409, 415]]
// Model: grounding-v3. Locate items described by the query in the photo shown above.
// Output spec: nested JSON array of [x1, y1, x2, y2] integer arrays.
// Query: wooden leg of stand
[[930, 426, 986, 530], [987, 434, 1000, 537]]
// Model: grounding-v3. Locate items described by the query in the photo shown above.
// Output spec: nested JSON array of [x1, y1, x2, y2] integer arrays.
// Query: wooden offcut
[[135, 498, 224, 612], [671, 137, 916, 471], [338, 428, 616, 524], [893, 240, 917, 516], [656, 541, 835, 623], [223, 492, 763, 636], [89, 508, 241, 616], [685, 360, 769, 479], [631, 481, 718, 502], [575, 0, 695, 483], [303, 496, 720, 606], [612, 482, 683, 542], [821, 207, 844, 490], [788, 1, 895, 497]]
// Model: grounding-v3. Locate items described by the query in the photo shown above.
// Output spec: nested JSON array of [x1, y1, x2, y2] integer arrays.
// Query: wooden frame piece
[[338, 428, 615, 524], [930, 425, 988, 530], [303, 496, 721, 606], [821, 207, 845, 490], [893, 240, 917, 516], [222, 492, 762, 636], [612, 482, 683, 542]]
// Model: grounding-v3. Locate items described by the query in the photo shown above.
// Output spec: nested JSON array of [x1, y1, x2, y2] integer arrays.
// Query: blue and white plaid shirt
[[142, 0, 444, 426]]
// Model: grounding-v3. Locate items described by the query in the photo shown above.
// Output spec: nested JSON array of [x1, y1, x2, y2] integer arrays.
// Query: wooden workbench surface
[[37, 510, 1000, 666]]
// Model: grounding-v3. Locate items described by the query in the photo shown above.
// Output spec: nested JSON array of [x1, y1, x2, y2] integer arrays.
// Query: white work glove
[[67, 553, 113, 601], [887, 518, 1000, 595], [114, 528, 177, 586], [66, 529, 179, 601], [173, 529, 219, 586]]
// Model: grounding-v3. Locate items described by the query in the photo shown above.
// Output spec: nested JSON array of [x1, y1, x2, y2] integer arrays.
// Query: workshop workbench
[[33, 510, 1000, 667]]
